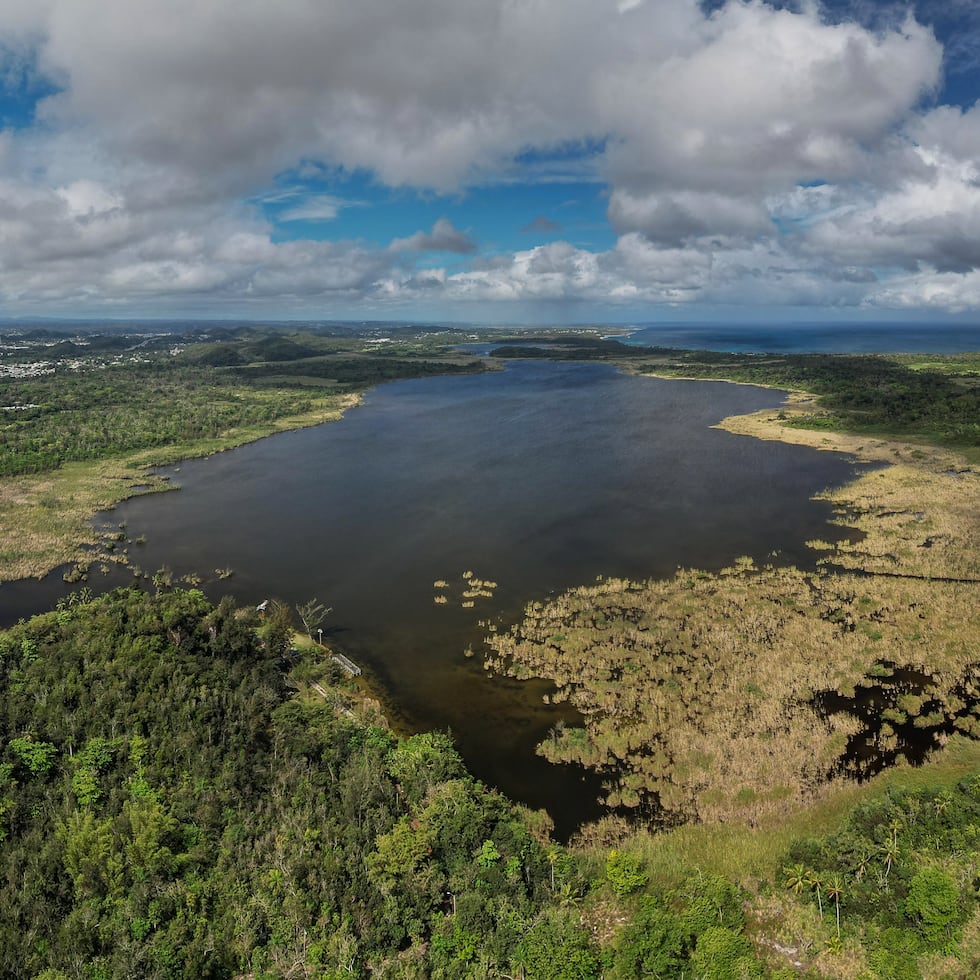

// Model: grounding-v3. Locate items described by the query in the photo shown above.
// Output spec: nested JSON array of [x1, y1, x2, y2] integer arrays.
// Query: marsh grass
[[486, 392, 980, 825], [719, 401, 980, 581], [431, 571, 498, 609], [0, 393, 359, 582], [599, 737, 980, 887]]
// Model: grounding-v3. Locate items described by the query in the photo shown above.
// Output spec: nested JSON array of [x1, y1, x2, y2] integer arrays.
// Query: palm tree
[[879, 835, 899, 882], [880, 819, 902, 882], [934, 792, 953, 817], [826, 873, 844, 939], [854, 843, 874, 881], [547, 848, 559, 892], [783, 863, 808, 896], [806, 868, 824, 918]]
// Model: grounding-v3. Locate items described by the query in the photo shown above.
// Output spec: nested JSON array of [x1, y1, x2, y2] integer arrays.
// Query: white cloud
[[277, 195, 362, 223], [599, 3, 941, 243], [0, 0, 976, 316], [798, 142, 980, 274], [867, 269, 980, 312], [55, 179, 121, 217]]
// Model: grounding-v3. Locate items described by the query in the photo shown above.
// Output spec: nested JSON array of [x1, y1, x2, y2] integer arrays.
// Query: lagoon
[[5, 360, 864, 833]]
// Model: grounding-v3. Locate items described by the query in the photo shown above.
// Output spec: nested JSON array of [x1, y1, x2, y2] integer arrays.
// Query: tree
[[385, 731, 465, 806], [880, 819, 902, 882], [610, 897, 685, 979], [516, 909, 600, 980], [9, 737, 57, 778], [783, 863, 808, 896], [296, 598, 331, 641], [805, 868, 824, 919], [826, 873, 844, 939], [605, 849, 648, 898], [689, 926, 760, 980], [263, 599, 293, 659], [905, 867, 960, 947]]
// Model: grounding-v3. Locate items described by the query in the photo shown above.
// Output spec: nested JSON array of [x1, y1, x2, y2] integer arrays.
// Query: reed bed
[[485, 397, 980, 826]]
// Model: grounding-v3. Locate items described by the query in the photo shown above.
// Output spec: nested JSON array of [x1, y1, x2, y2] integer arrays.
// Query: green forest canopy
[[3, 588, 980, 977]]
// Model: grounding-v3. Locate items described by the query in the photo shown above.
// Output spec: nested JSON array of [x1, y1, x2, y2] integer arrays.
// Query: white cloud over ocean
[[0, 0, 978, 319]]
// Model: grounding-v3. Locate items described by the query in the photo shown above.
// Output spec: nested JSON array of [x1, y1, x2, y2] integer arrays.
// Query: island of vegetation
[[2, 323, 980, 978]]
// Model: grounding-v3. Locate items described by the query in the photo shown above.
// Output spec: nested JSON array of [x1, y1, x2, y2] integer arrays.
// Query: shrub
[[905, 867, 961, 948], [689, 926, 760, 979], [681, 872, 745, 937], [605, 849, 648, 898], [609, 896, 685, 978]]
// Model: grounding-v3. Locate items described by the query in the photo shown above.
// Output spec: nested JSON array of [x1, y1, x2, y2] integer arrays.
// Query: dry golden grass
[[485, 390, 980, 826], [487, 564, 980, 822], [718, 399, 980, 581]]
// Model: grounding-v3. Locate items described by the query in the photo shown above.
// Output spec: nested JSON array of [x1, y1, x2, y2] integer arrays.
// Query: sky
[[2, 0, 980, 324]]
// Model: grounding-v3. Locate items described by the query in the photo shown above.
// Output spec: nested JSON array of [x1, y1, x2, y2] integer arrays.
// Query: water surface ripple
[[7, 361, 865, 834]]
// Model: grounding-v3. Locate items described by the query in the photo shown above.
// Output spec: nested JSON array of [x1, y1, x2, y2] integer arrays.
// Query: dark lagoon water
[[2, 359, 866, 834], [627, 321, 980, 354]]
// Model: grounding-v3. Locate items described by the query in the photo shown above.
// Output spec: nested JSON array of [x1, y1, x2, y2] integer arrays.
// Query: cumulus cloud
[[390, 218, 477, 254], [599, 3, 942, 243], [378, 236, 714, 306], [0, 0, 975, 316]]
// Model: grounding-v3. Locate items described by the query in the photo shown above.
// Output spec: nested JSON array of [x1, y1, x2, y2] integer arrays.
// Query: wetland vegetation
[[484, 333, 980, 816], [3, 322, 980, 976]]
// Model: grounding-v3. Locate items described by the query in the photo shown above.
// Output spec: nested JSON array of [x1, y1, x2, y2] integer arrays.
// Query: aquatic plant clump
[[431, 571, 499, 608], [486, 562, 980, 824]]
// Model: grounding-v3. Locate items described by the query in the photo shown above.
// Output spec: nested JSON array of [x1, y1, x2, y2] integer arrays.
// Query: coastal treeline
[[0, 586, 788, 978], [646, 349, 980, 451], [0, 363, 321, 477], [490, 338, 980, 452], [0, 587, 556, 976]]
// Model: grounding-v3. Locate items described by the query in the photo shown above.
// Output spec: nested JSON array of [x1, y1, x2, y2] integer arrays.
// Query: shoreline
[[712, 392, 980, 583], [483, 371, 980, 824], [634, 361, 979, 582], [0, 391, 362, 583], [4, 358, 979, 828], [6, 362, 976, 588]]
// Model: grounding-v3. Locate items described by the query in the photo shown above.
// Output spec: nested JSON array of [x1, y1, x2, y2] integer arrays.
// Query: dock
[[332, 652, 362, 677]]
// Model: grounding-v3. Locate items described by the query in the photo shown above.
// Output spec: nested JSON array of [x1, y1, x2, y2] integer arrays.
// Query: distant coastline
[[624, 321, 980, 355]]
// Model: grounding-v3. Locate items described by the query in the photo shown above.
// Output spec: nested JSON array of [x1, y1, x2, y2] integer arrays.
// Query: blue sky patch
[[260, 166, 614, 258], [0, 43, 60, 130]]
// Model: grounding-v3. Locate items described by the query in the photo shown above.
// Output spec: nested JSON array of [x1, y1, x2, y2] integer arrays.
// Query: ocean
[[623, 321, 980, 354]]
